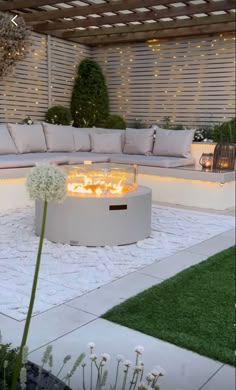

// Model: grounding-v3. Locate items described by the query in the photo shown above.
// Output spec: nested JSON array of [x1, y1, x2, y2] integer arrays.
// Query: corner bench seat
[[108, 154, 195, 168], [0, 152, 194, 169]]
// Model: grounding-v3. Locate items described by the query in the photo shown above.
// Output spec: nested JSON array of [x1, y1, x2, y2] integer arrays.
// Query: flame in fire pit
[[67, 172, 136, 197]]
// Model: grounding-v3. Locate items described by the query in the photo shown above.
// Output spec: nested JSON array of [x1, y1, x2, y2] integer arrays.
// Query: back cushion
[[123, 128, 154, 155], [73, 129, 91, 151], [90, 132, 122, 154], [43, 123, 75, 152], [0, 124, 18, 154], [8, 123, 47, 153], [153, 129, 195, 158]]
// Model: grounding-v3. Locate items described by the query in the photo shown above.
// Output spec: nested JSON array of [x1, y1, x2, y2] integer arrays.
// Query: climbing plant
[[71, 59, 109, 127]]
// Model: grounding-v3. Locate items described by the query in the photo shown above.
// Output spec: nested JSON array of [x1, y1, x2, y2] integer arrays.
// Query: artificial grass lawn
[[103, 246, 236, 366]]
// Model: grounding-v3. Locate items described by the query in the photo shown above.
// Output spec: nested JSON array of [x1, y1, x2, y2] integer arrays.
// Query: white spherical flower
[[123, 360, 133, 367], [89, 354, 98, 361], [26, 165, 66, 203], [116, 354, 125, 362], [146, 373, 154, 381], [87, 342, 95, 349], [151, 366, 166, 376], [138, 384, 148, 390], [135, 345, 144, 355], [101, 353, 111, 362]]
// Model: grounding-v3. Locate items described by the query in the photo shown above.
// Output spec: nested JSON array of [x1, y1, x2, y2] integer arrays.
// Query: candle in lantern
[[199, 153, 214, 170]]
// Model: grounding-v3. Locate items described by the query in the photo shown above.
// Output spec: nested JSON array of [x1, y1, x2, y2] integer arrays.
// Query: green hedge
[[45, 105, 72, 125], [213, 118, 236, 143]]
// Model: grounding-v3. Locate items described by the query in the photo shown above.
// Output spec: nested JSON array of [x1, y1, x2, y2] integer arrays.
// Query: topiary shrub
[[213, 118, 236, 143], [104, 114, 126, 129], [71, 59, 109, 128], [45, 105, 72, 125]]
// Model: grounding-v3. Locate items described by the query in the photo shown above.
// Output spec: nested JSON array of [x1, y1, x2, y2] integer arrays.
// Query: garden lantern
[[199, 153, 214, 171], [213, 143, 236, 171]]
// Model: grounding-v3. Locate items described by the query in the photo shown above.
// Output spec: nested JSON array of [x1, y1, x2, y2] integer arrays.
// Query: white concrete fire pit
[[35, 163, 152, 246]]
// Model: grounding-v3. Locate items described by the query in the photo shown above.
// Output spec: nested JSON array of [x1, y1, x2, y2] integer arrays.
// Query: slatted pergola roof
[[0, 0, 235, 45]]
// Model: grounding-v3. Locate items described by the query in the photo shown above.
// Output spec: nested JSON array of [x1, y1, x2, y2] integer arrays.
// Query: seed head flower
[[89, 353, 98, 361], [151, 365, 166, 376], [146, 373, 154, 382], [101, 353, 111, 362], [135, 346, 144, 355], [88, 342, 95, 349], [138, 384, 148, 390], [116, 354, 125, 362], [26, 165, 66, 203], [123, 359, 133, 367]]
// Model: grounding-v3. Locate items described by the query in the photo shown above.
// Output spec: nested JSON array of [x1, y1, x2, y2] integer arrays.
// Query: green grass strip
[[103, 246, 235, 366]]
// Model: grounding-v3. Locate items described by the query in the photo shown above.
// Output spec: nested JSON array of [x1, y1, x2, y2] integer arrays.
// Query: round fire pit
[[35, 163, 152, 246]]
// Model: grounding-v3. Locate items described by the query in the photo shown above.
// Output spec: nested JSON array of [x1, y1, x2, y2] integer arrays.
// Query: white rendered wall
[[138, 174, 235, 210], [0, 179, 32, 211]]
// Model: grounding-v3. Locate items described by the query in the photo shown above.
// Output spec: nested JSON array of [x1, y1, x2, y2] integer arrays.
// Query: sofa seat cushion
[[0, 124, 18, 154], [63, 152, 110, 164], [153, 129, 195, 158], [43, 123, 75, 152], [109, 154, 195, 168], [0, 153, 69, 169], [7, 123, 47, 153], [123, 128, 154, 155]]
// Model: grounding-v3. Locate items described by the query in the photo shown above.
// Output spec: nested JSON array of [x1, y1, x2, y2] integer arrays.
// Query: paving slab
[[199, 364, 235, 390], [66, 272, 161, 316], [29, 318, 224, 390], [137, 249, 208, 280], [187, 234, 235, 257], [0, 305, 96, 350]]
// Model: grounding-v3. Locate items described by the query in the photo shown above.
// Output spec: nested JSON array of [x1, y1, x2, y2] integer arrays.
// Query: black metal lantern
[[199, 153, 214, 171], [213, 143, 236, 171]]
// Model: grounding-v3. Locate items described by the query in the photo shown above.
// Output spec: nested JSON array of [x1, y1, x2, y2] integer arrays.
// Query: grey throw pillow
[[153, 129, 195, 158], [7, 123, 47, 153], [0, 124, 18, 154], [90, 132, 123, 153], [123, 128, 154, 155], [73, 129, 91, 151], [43, 123, 75, 152]]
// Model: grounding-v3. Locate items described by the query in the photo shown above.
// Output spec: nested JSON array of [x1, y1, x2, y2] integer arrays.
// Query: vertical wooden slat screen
[[93, 33, 236, 127], [0, 32, 90, 123]]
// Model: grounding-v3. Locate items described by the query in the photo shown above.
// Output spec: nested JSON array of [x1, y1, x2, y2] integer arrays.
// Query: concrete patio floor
[[0, 202, 235, 390]]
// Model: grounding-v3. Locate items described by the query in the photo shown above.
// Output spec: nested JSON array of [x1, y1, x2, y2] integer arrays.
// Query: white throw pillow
[[0, 124, 18, 154], [43, 123, 75, 152], [123, 128, 154, 155], [7, 123, 47, 153], [73, 129, 91, 151], [90, 132, 122, 153], [153, 129, 195, 158]]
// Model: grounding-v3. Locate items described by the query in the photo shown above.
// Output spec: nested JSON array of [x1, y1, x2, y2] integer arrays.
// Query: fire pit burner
[[35, 163, 152, 246]]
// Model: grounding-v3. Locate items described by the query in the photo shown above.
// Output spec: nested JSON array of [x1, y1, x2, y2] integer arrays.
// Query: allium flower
[[151, 365, 166, 376], [146, 373, 154, 381], [116, 354, 125, 362], [123, 360, 133, 367], [20, 366, 27, 390], [89, 353, 98, 361], [101, 353, 111, 362], [135, 345, 144, 355], [138, 383, 148, 390], [26, 165, 66, 203], [88, 342, 95, 349]]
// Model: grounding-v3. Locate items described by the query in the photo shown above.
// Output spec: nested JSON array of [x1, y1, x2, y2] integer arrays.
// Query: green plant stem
[[113, 361, 121, 390], [11, 201, 48, 390]]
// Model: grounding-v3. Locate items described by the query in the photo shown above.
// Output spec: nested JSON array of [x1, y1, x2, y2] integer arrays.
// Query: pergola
[[0, 0, 235, 45]]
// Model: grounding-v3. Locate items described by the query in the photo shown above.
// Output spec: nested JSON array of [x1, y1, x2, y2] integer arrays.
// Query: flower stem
[[11, 200, 48, 390]]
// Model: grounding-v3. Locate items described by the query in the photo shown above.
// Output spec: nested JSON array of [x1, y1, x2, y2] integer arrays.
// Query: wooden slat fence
[[93, 32, 236, 127], [0, 32, 90, 123]]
